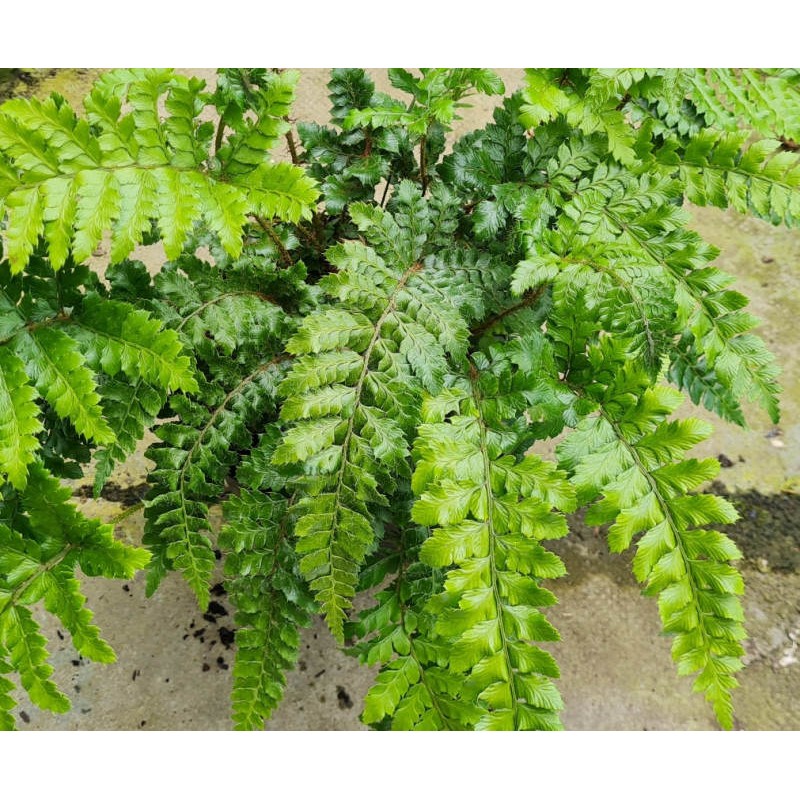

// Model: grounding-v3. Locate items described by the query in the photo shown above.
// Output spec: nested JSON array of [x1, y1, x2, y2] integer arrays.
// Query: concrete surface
[[4, 69, 799, 730]]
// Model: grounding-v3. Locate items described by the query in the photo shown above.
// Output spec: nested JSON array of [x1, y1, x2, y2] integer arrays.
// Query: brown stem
[[270, 67, 302, 165], [312, 211, 327, 248], [470, 285, 547, 339], [253, 215, 293, 267], [294, 222, 318, 248], [285, 128, 300, 164], [379, 170, 393, 208], [214, 116, 226, 155], [294, 215, 328, 257]]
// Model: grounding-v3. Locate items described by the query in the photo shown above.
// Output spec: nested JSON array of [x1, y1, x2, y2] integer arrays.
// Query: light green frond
[[0, 348, 42, 489], [407, 347, 574, 731], [0, 69, 318, 272], [558, 349, 746, 729], [13, 326, 115, 445]]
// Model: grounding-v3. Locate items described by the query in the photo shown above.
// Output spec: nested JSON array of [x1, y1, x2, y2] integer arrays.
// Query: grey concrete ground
[[5, 69, 799, 730]]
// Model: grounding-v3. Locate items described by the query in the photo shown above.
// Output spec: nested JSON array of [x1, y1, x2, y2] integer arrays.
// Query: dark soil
[[336, 686, 354, 710], [715, 484, 800, 573], [73, 481, 148, 507]]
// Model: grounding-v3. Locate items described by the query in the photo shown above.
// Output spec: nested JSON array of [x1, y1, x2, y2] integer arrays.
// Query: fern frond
[[0, 464, 148, 727], [558, 345, 745, 729], [512, 230, 677, 375], [242, 161, 319, 224], [275, 185, 478, 641], [541, 170, 781, 424], [0, 348, 42, 489], [345, 69, 504, 137], [348, 514, 468, 731], [690, 69, 800, 142], [1, 255, 198, 496], [0, 70, 318, 271], [93, 378, 166, 495], [409, 343, 576, 731], [667, 344, 745, 427], [215, 70, 298, 177], [297, 69, 407, 215], [13, 326, 115, 445], [521, 69, 637, 165], [220, 478, 314, 730], [0, 651, 16, 731], [67, 293, 197, 393], [623, 226, 779, 425], [661, 131, 800, 227], [145, 359, 287, 608]]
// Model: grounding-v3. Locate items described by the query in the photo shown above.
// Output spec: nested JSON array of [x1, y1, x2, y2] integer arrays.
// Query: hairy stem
[[110, 503, 144, 526]]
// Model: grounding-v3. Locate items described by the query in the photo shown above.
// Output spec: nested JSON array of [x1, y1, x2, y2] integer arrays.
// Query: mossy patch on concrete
[[0, 68, 105, 106]]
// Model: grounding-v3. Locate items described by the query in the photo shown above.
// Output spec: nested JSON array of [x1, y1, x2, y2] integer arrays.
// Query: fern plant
[[0, 67, 793, 731]]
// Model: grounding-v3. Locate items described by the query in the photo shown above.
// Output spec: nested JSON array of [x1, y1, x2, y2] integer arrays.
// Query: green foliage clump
[[0, 67, 795, 730]]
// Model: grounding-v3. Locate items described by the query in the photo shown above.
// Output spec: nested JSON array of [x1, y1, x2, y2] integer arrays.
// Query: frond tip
[[559, 355, 746, 730], [0, 465, 149, 729]]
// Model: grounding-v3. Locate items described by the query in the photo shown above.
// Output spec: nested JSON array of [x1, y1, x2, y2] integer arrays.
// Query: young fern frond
[[409, 342, 576, 731], [558, 341, 745, 729]]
